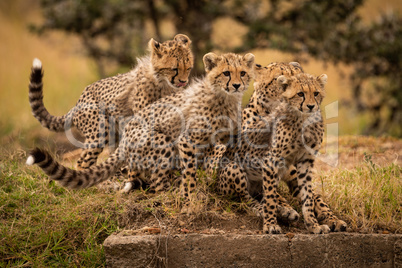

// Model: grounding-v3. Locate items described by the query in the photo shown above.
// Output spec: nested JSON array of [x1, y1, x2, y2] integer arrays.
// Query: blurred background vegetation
[[0, 0, 401, 149]]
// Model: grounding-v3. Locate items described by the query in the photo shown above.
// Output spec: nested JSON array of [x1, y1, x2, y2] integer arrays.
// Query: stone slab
[[103, 233, 402, 267]]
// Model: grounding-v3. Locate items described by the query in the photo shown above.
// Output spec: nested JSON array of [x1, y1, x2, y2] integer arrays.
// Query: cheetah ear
[[203, 52, 219, 72], [149, 38, 163, 58], [242, 53, 255, 69], [254, 63, 264, 80], [289, 61, 304, 72], [174, 34, 191, 47], [317, 74, 328, 87], [278, 75, 295, 98], [277, 75, 288, 89]]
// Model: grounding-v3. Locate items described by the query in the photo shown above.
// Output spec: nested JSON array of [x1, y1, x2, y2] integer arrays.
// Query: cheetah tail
[[29, 58, 72, 132], [26, 147, 124, 189]]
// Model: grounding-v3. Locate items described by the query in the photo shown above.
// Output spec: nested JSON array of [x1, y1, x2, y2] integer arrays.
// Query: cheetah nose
[[233, 84, 240, 90], [307, 104, 315, 110]]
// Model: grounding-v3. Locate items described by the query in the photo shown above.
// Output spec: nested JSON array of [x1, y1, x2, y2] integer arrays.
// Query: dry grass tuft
[[319, 158, 401, 233]]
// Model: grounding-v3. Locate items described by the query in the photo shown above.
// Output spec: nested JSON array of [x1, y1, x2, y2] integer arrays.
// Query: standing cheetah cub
[[27, 52, 255, 208], [29, 34, 193, 169]]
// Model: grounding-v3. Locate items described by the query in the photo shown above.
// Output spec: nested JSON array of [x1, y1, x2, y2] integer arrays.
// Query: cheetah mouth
[[176, 82, 187, 88], [301, 109, 319, 115]]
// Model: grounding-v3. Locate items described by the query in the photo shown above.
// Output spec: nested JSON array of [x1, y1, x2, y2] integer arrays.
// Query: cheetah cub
[[29, 34, 193, 170], [216, 64, 347, 234], [27, 52, 255, 209], [257, 73, 329, 234]]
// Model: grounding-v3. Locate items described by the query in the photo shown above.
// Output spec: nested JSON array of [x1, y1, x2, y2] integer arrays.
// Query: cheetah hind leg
[[218, 162, 299, 222], [314, 194, 347, 232], [283, 165, 346, 231], [217, 162, 263, 215], [74, 102, 110, 170], [76, 147, 104, 170]]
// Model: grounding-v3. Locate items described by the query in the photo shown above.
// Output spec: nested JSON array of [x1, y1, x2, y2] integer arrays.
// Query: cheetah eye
[[172, 68, 178, 72], [240, 71, 246, 77], [187, 67, 192, 71], [297, 92, 304, 97], [223, 71, 230, 76], [314, 92, 319, 97]]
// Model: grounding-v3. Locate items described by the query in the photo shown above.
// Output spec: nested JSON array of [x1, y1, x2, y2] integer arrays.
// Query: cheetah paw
[[309, 224, 330, 234], [327, 219, 347, 232], [277, 205, 300, 222], [263, 224, 282, 234]]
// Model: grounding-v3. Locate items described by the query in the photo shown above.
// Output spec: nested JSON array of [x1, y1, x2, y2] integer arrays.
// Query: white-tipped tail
[[122, 182, 133, 193], [26, 155, 35, 166], [33, 58, 42, 69]]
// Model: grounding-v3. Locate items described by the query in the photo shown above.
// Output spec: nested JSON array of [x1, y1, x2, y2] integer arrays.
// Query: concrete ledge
[[104, 233, 402, 267]]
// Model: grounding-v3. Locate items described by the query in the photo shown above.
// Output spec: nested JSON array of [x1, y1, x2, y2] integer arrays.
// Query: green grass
[[0, 151, 121, 267]]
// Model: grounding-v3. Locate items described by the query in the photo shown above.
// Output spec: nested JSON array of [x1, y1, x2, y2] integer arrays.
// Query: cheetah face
[[203, 52, 255, 95], [150, 34, 194, 89], [253, 62, 304, 99], [278, 73, 327, 113]]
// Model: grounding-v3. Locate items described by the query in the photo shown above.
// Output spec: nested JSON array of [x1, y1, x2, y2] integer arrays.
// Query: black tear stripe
[[309, 83, 320, 108], [300, 95, 305, 112], [315, 92, 320, 107], [226, 73, 231, 92], [171, 68, 178, 85]]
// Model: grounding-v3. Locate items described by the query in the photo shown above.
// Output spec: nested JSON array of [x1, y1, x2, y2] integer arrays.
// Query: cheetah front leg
[[276, 195, 300, 223], [261, 154, 282, 234], [284, 165, 347, 232], [203, 143, 226, 176], [295, 159, 330, 234], [177, 136, 198, 213]]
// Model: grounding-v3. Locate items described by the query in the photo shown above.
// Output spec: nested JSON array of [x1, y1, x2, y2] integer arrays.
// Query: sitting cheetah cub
[[29, 34, 193, 170], [216, 66, 345, 234], [258, 73, 330, 234], [26, 52, 255, 209]]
